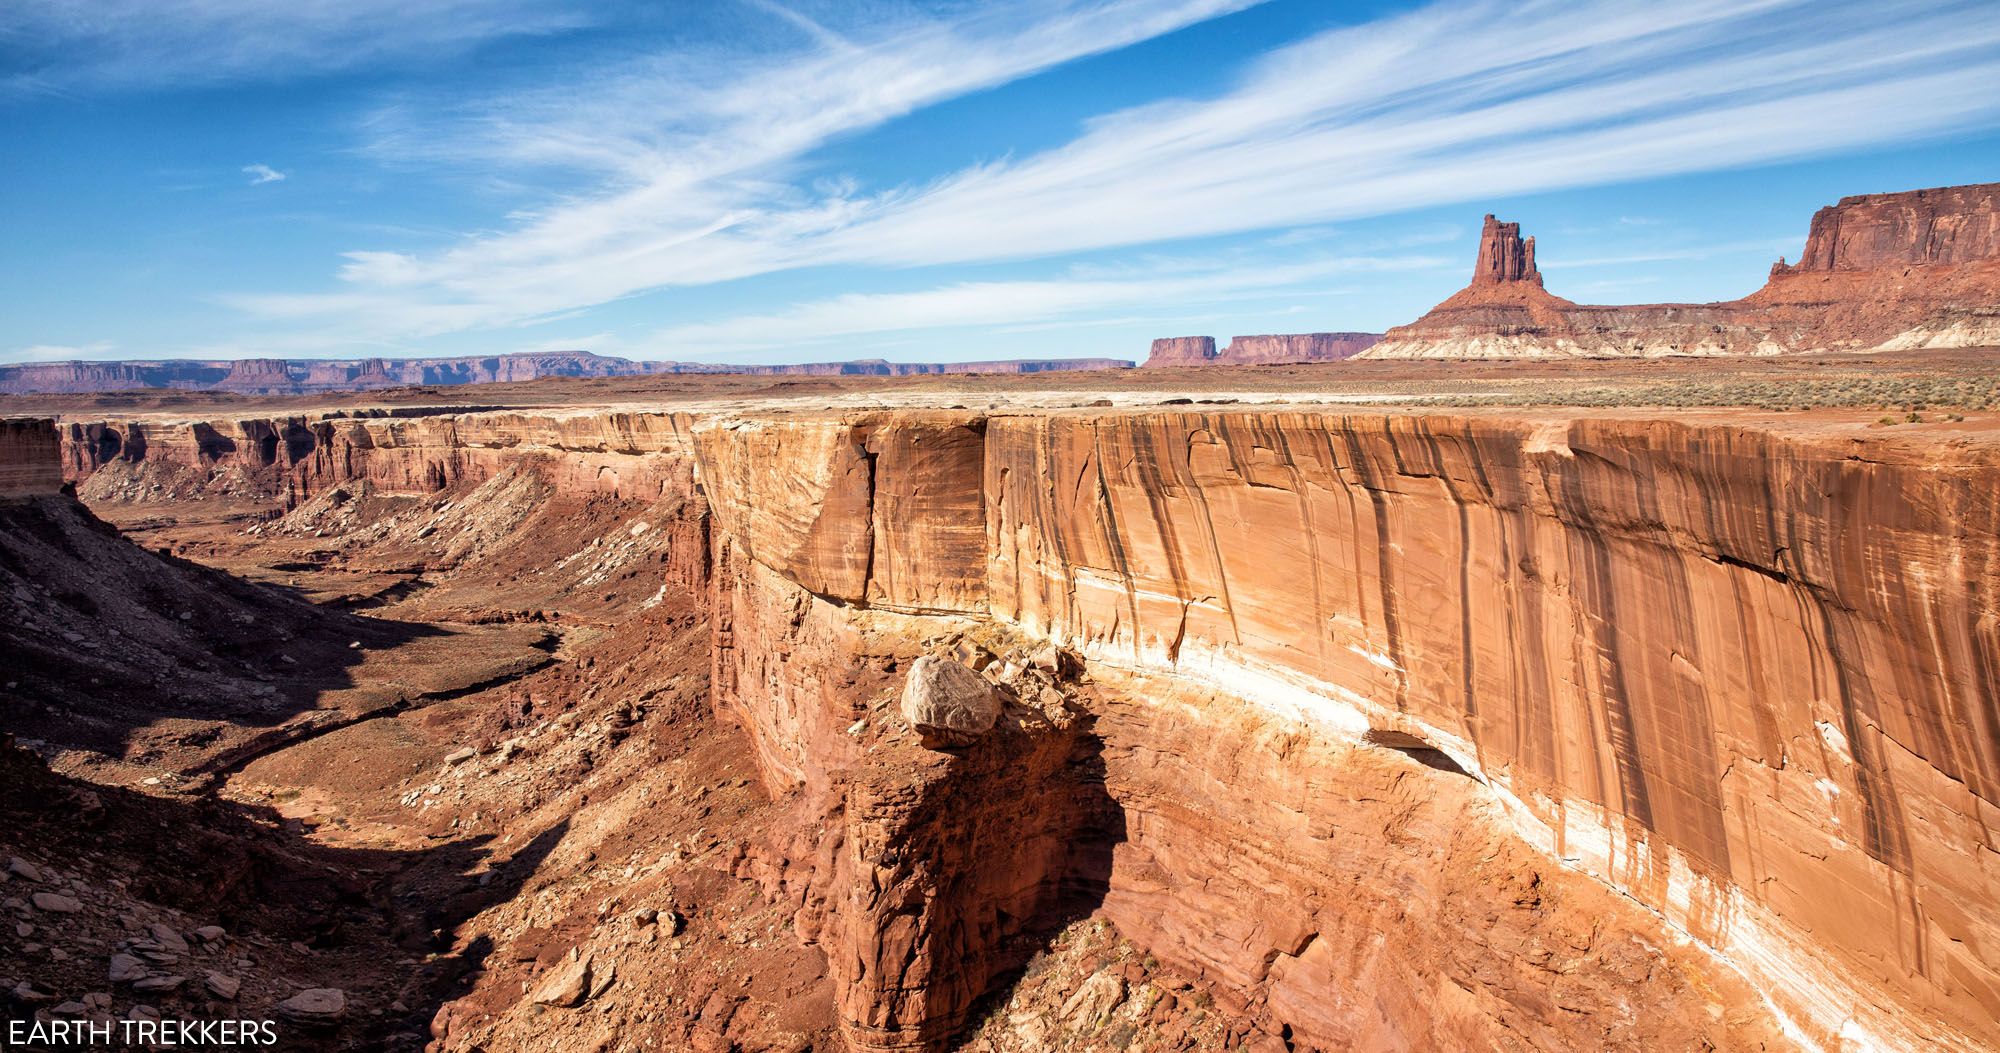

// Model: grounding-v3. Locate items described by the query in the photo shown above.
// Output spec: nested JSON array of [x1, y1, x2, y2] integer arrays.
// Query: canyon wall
[[1143, 333, 1380, 367], [0, 418, 64, 498], [1367, 180, 2000, 357], [694, 408, 2000, 1052], [60, 411, 703, 505], [47, 405, 2000, 1051]]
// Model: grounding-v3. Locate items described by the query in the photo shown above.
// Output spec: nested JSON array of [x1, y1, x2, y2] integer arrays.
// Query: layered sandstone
[[695, 408, 2000, 1052], [61, 410, 702, 506], [1368, 181, 2000, 357], [0, 418, 64, 498], [1143, 333, 1379, 367]]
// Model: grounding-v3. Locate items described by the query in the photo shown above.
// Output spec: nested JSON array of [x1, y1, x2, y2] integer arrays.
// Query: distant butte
[[0, 351, 1133, 396], [1143, 332, 1379, 367], [1364, 181, 2000, 358]]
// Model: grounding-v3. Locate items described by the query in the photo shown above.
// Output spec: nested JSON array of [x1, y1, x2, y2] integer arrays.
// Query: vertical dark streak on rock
[[1175, 416, 1242, 647], [1582, 530, 1656, 833], [1337, 420, 1408, 708], [1088, 424, 1143, 661], [1416, 421, 1480, 723], [1816, 599, 1912, 875], [1268, 420, 1332, 672], [1630, 435, 1730, 874]]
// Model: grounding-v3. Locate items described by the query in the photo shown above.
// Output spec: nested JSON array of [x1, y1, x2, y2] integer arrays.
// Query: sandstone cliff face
[[1774, 183, 2000, 274], [62, 410, 702, 506], [1143, 333, 1379, 367], [0, 418, 65, 498], [695, 408, 2000, 1053], [1368, 181, 2000, 357]]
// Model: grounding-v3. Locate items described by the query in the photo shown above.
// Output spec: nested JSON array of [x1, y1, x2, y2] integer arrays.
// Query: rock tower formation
[[1366, 180, 2000, 357], [1470, 214, 1541, 286]]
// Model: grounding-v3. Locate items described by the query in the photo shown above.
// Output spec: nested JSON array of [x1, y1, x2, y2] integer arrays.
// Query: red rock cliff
[[696, 407, 2000, 1053], [1774, 183, 2000, 274], [0, 418, 65, 498], [61, 410, 702, 506]]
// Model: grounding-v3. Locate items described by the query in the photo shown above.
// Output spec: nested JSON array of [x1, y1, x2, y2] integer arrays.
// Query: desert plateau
[[7, 2, 2000, 1051]]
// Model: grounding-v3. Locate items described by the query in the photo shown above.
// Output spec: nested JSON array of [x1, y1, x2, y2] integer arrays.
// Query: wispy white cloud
[[646, 254, 1443, 356], [242, 162, 286, 185], [240, 0, 2000, 348], [1, 0, 592, 94], [12, 341, 118, 360]]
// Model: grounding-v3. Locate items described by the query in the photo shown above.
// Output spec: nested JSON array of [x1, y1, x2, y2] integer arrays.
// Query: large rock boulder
[[899, 656, 1000, 748]]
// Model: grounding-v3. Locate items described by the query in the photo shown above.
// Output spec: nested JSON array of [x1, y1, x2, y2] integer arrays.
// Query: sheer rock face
[[0, 419, 64, 498], [1143, 333, 1379, 367], [1368, 181, 2000, 357], [697, 408, 2000, 1053], [1774, 183, 2000, 273]]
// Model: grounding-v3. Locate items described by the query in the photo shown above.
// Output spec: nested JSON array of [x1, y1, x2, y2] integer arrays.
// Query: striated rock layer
[[695, 408, 2000, 1052], [60, 411, 702, 506], [1, 418, 64, 498], [1368, 181, 2000, 357], [1143, 332, 1379, 367]]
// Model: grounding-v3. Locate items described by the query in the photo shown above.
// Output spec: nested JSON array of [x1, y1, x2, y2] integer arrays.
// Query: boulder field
[[15, 402, 2000, 1051]]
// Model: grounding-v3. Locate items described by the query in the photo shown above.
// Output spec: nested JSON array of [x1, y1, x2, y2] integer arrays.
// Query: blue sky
[[4, 0, 1999, 366]]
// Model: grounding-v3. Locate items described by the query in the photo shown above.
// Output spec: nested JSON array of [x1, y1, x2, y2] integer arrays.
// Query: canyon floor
[[4, 350, 1998, 1052]]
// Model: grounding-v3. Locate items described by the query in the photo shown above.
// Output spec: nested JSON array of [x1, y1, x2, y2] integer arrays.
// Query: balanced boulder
[[900, 656, 1000, 749]]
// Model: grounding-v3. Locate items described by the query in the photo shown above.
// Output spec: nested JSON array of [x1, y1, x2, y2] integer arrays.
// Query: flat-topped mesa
[[1773, 182, 2000, 276], [1221, 332, 1379, 364], [214, 358, 296, 392], [1366, 180, 2000, 358], [1142, 333, 1381, 367], [1143, 336, 1219, 367], [1470, 214, 1542, 286]]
